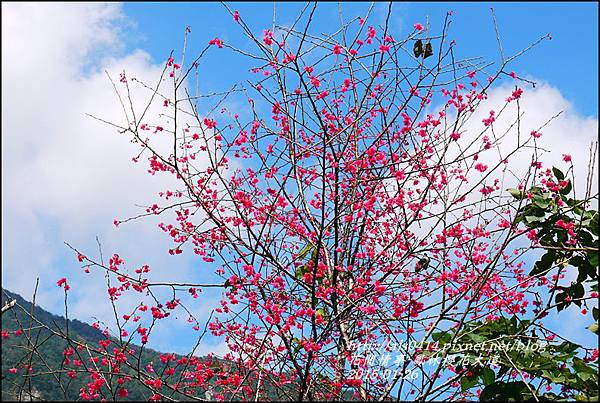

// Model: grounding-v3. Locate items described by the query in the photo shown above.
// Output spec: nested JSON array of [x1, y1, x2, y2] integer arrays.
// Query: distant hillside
[[1, 289, 198, 401]]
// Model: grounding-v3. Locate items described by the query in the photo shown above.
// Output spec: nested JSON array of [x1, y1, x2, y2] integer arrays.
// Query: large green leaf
[[480, 381, 527, 402]]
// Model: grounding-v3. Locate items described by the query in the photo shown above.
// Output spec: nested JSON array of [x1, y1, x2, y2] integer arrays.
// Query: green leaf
[[590, 213, 599, 236], [560, 179, 572, 195], [295, 265, 304, 277], [507, 188, 525, 200], [588, 251, 598, 268], [525, 215, 546, 224], [552, 167, 565, 181], [480, 381, 527, 402], [461, 374, 479, 392], [579, 230, 594, 247], [573, 283, 585, 299], [413, 40, 423, 58], [467, 333, 487, 343], [570, 255, 585, 267], [587, 323, 599, 334], [555, 292, 567, 312], [532, 195, 550, 209], [297, 243, 314, 261], [556, 341, 580, 355], [481, 368, 496, 386], [316, 308, 329, 320], [583, 209, 596, 219], [573, 357, 597, 375], [432, 331, 452, 344], [417, 256, 430, 272], [530, 250, 556, 276]]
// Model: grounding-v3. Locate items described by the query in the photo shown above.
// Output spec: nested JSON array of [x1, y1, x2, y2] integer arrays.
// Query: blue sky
[[2, 2, 598, 361], [121, 2, 598, 116]]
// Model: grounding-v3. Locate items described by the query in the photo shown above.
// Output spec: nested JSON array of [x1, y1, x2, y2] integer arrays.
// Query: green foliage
[[294, 243, 316, 279], [514, 169, 598, 316], [426, 169, 599, 401], [479, 381, 531, 402], [430, 317, 598, 401]]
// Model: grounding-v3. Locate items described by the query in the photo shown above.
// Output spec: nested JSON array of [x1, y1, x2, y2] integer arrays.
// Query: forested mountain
[[1, 289, 204, 401], [2, 289, 166, 400]]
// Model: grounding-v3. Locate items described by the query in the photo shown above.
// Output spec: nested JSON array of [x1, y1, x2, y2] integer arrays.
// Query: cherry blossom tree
[[3, 4, 598, 401]]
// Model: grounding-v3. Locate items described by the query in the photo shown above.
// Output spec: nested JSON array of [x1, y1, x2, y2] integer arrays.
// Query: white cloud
[[388, 80, 598, 247], [463, 80, 598, 196], [1, 2, 221, 349]]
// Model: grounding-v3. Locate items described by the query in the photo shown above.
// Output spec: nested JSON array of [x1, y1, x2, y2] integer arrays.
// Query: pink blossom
[[474, 163, 488, 172], [263, 29, 274, 46], [208, 38, 223, 48], [379, 44, 390, 53]]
